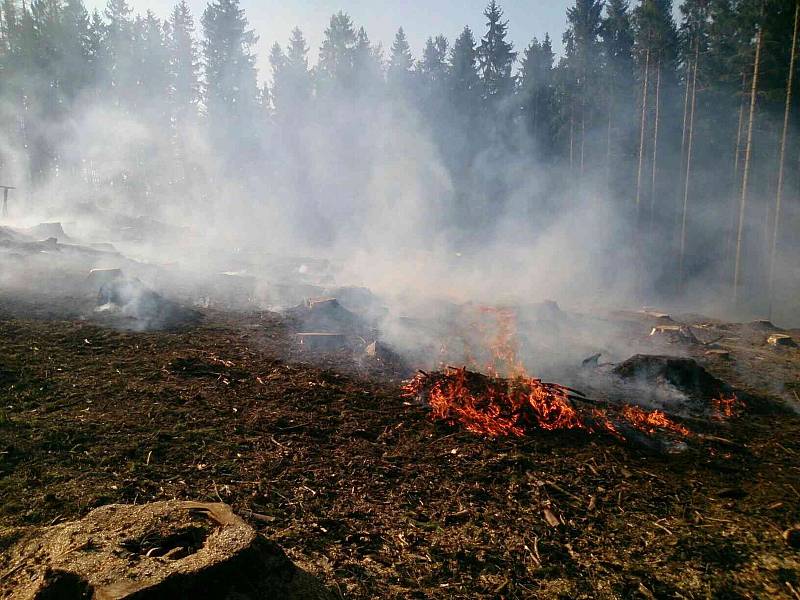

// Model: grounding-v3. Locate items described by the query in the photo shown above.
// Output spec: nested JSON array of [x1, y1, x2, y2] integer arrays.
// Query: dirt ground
[[1, 299, 799, 599]]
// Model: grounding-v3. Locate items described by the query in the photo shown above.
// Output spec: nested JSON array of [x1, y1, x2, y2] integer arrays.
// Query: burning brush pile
[[402, 307, 730, 450], [403, 367, 692, 447], [404, 367, 586, 437]]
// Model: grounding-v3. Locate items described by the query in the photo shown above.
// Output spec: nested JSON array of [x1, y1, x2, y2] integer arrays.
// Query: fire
[[403, 368, 694, 441], [404, 305, 696, 443], [478, 307, 525, 377], [712, 394, 744, 420], [620, 405, 691, 437], [404, 367, 584, 438]]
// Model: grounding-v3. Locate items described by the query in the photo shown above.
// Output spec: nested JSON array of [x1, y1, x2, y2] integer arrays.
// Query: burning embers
[[619, 405, 690, 437], [402, 306, 730, 446], [403, 368, 583, 438], [403, 368, 692, 443], [712, 394, 745, 420]]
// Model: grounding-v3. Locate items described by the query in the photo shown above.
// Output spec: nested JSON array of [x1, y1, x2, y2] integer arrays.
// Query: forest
[[3, 3, 800, 598], [0, 0, 799, 320]]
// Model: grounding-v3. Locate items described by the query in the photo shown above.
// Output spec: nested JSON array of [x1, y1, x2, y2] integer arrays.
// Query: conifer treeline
[[0, 0, 798, 313]]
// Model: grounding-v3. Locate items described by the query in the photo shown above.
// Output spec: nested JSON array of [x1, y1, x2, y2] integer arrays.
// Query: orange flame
[[403, 367, 584, 438], [711, 394, 744, 420], [620, 405, 691, 437], [404, 305, 695, 442], [478, 307, 526, 377]]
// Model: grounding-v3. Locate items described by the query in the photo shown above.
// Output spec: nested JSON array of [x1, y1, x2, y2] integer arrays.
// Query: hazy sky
[[85, 1, 682, 81]]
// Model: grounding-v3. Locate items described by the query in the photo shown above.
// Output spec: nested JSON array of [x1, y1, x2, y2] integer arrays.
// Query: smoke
[[1, 5, 798, 357]]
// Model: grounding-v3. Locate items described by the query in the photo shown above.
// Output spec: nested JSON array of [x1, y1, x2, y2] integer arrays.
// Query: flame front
[[620, 405, 691, 437], [405, 367, 585, 438], [403, 306, 695, 442]]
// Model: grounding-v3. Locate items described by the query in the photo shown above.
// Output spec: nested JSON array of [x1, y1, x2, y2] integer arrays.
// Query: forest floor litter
[[0, 296, 799, 598]]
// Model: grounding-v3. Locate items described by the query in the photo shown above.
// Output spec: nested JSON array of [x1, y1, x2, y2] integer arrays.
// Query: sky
[[84, 1, 683, 81]]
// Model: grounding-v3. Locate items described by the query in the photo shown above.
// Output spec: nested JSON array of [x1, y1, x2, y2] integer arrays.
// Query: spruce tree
[[601, 0, 635, 192], [168, 0, 198, 121], [563, 0, 604, 175], [271, 27, 311, 117], [633, 0, 679, 65], [268, 42, 286, 113], [1, 0, 19, 56], [419, 35, 449, 83], [103, 0, 136, 104], [417, 34, 449, 140], [478, 0, 516, 101], [387, 26, 413, 91], [86, 8, 104, 85], [201, 0, 259, 134], [286, 27, 310, 87], [60, 0, 93, 97], [450, 26, 480, 116], [603, 0, 635, 83], [137, 10, 169, 111], [518, 34, 555, 148], [352, 26, 383, 94], [317, 11, 356, 93]]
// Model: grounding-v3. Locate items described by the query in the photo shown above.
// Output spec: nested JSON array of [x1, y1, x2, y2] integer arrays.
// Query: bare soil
[[1, 300, 799, 599]]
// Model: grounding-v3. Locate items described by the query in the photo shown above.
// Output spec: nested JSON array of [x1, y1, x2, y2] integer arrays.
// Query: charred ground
[[0, 303, 799, 599]]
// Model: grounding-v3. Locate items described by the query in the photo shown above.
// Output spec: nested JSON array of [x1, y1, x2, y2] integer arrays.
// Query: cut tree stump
[[0, 501, 335, 600]]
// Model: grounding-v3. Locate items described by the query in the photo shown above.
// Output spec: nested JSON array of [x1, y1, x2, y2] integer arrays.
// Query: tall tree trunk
[[725, 72, 749, 265], [580, 103, 586, 179], [768, 0, 800, 317], [649, 57, 662, 231], [636, 47, 651, 216], [606, 83, 614, 198], [679, 40, 700, 285], [569, 101, 575, 173], [675, 53, 692, 245], [579, 68, 587, 184], [733, 21, 764, 303]]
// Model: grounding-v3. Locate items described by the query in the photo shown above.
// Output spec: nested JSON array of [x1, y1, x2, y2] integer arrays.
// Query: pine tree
[[31, 0, 65, 77], [103, 0, 136, 104], [168, 0, 199, 121], [285, 26, 311, 101], [1, 0, 19, 56], [601, 0, 635, 193], [733, 1, 764, 303], [268, 40, 302, 119], [417, 34, 449, 137], [563, 0, 604, 176], [352, 26, 383, 93], [603, 0, 635, 77], [387, 26, 413, 91], [317, 11, 356, 93], [768, 0, 799, 313], [137, 10, 169, 111], [565, 0, 604, 74], [86, 8, 104, 85], [450, 25, 480, 107], [632, 0, 678, 210], [60, 0, 93, 97], [419, 35, 448, 82], [518, 34, 555, 148], [268, 41, 285, 109], [478, 0, 516, 101], [270, 29, 312, 110], [201, 0, 259, 135], [634, 0, 679, 57], [14, 1, 39, 185]]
